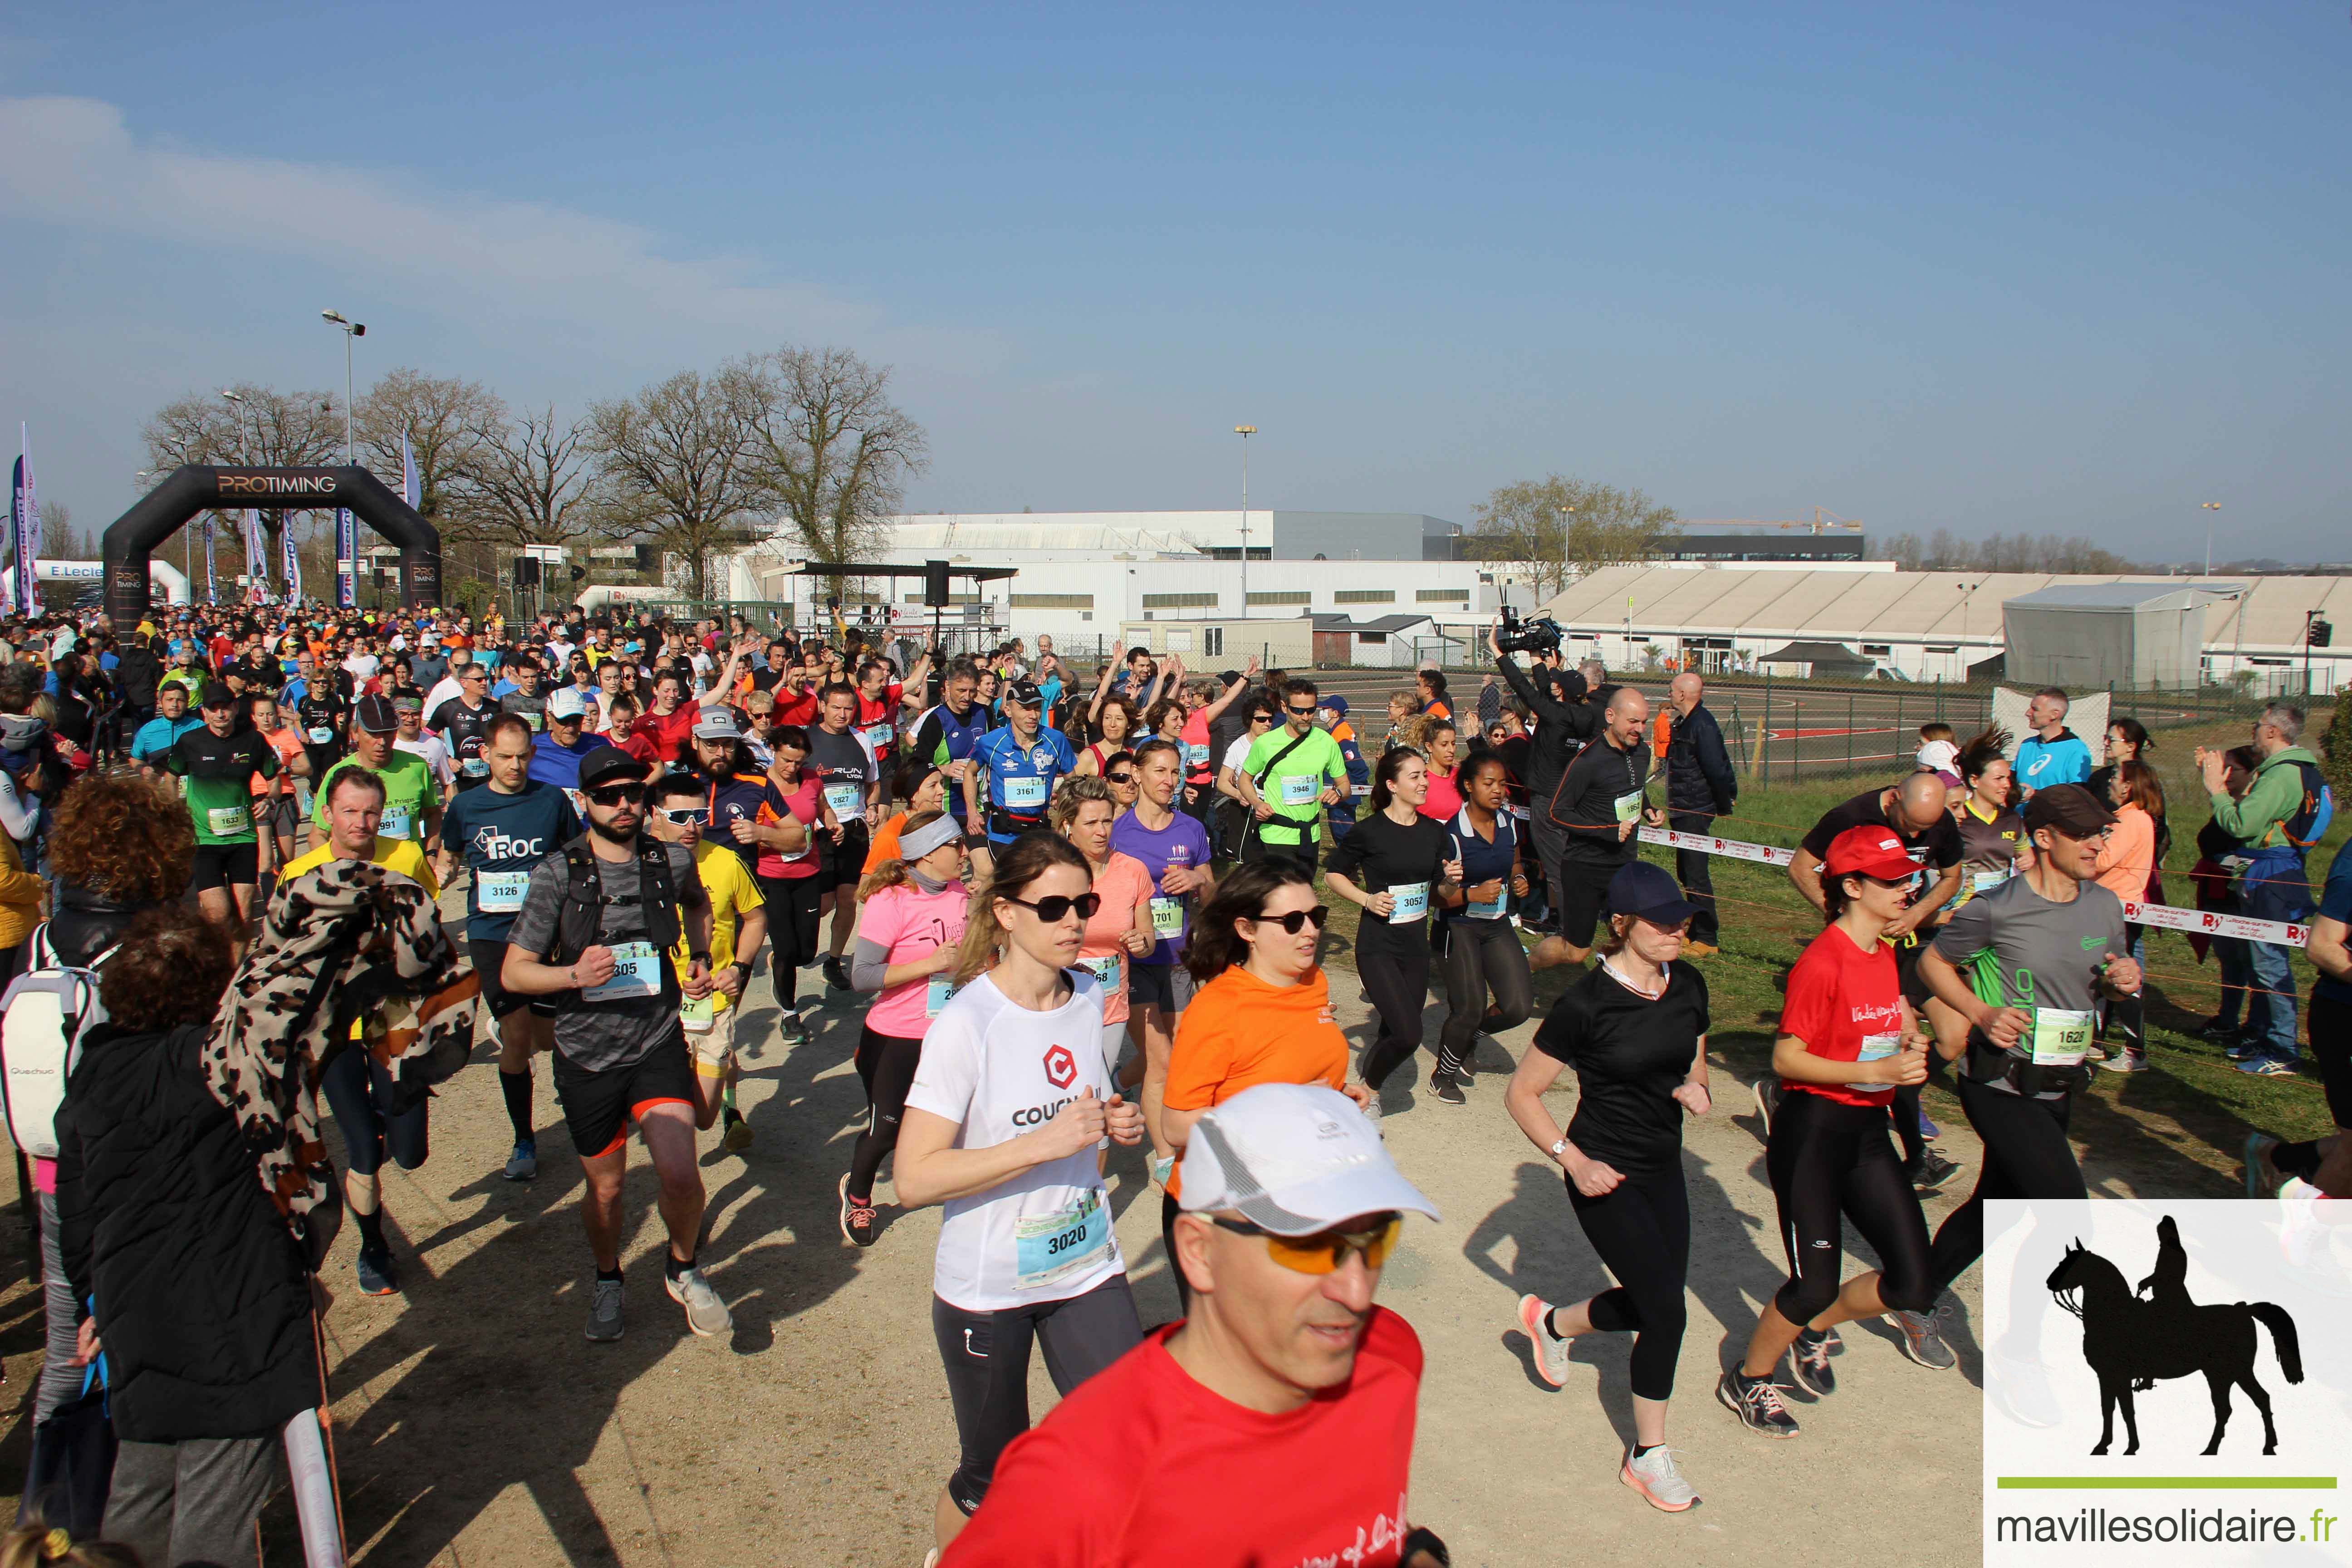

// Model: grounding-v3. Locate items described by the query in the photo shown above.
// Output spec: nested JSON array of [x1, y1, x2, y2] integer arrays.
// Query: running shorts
[[1126, 961, 1195, 1015], [818, 819, 872, 893], [554, 1029, 698, 1160], [468, 937, 528, 1019], [190, 841, 261, 893], [688, 1002, 740, 1073]]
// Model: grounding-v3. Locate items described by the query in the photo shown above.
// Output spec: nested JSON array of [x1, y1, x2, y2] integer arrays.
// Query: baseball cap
[[546, 687, 588, 721], [1176, 1083, 1440, 1234], [577, 747, 651, 791], [353, 694, 399, 734], [1318, 695, 1349, 717], [693, 708, 742, 741], [1822, 824, 1919, 881], [2023, 782, 2117, 838], [197, 681, 236, 710], [1604, 861, 1698, 926], [1004, 679, 1044, 707]]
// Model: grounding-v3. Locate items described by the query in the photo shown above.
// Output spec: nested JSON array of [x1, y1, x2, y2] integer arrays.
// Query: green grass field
[[1303, 708, 2345, 1194]]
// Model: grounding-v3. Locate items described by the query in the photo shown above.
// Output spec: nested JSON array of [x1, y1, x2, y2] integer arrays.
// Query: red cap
[[1823, 824, 1919, 881]]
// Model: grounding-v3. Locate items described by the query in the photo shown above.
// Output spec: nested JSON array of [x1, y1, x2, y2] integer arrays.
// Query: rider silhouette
[[2132, 1215, 2194, 1390]]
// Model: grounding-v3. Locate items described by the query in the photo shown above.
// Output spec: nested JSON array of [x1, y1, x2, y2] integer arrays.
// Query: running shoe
[[1716, 1369, 1799, 1438], [840, 1172, 878, 1248], [2237, 1055, 2299, 1077], [2244, 1133, 2280, 1199], [722, 1108, 755, 1154], [2100, 1048, 2150, 1074], [823, 956, 852, 991], [1429, 1068, 1466, 1106], [666, 1265, 732, 1338], [1751, 1077, 1783, 1137], [778, 1012, 811, 1047], [1789, 1331, 1836, 1397], [2082, 1042, 2108, 1063], [2225, 1038, 2263, 1060], [1518, 1294, 1572, 1387], [2198, 1017, 2245, 1042], [1889, 1306, 1958, 1370], [355, 1247, 398, 1297], [585, 1276, 624, 1343], [1620, 1446, 1699, 1513], [1911, 1149, 1965, 1193], [503, 1140, 538, 1182]]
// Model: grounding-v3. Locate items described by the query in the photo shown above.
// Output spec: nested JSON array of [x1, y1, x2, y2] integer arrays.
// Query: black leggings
[[931, 1274, 1142, 1514], [1568, 1165, 1690, 1401], [1927, 1078, 2085, 1297], [849, 1026, 924, 1201], [1437, 917, 1533, 1072], [1766, 1090, 1934, 1324], [1357, 916, 1434, 1089], [756, 872, 823, 1008], [2275, 995, 2352, 1179]]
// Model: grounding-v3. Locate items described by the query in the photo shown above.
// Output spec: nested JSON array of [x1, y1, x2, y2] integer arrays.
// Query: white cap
[[1177, 1084, 1438, 1234], [546, 687, 588, 721]]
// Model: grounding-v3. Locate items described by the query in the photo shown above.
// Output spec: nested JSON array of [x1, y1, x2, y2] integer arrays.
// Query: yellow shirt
[[671, 840, 765, 1014], [282, 836, 441, 900]]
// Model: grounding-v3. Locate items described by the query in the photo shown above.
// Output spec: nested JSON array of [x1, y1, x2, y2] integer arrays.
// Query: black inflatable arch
[[102, 465, 442, 623]]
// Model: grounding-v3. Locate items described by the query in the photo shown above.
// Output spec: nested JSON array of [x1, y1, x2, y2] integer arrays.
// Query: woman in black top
[[1325, 747, 1460, 1093], [1431, 753, 1532, 1103], [1504, 861, 1710, 1512]]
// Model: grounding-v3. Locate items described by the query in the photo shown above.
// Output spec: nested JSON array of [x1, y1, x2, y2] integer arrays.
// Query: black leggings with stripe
[[1766, 1088, 1935, 1324]]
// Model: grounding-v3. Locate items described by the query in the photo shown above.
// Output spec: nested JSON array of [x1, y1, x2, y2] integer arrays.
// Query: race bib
[[1465, 891, 1507, 921], [477, 868, 531, 912], [1848, 1029, 1901, 1093], [1149, 896, 1185, 940], [926, 975, 957, 1018], [863, 722, 895, 753], [1612, 790, 1644, 823], [1185, 743, 1209, 767], [1279, 774, 1318, 806], [680, 991, 715, 1033], [1013, 1190, 1111, 1292], [582, 940, 661, 1002], [306, 725, 333, 745], [824, 783, 864, 818], [2030, 1007, 2093, 1068], [461, 756, 490, 777], [1004, 775, 1048, 809], [523, 710, 543, 731], [1388, 881, 1430, 924], [1510, 804, 1531, 822], [1971, 869, 2009, 895], [1082, 954, 1121, 988], [379, 806, 412, 840], [206, 804, 251, 837]]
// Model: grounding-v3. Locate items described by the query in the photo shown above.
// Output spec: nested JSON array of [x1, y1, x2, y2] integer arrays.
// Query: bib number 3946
[[1014, 1191, 1110, 1291]]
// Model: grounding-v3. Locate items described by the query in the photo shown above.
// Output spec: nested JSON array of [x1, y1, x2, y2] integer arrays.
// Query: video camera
[[1496, 605, 1565, 657]]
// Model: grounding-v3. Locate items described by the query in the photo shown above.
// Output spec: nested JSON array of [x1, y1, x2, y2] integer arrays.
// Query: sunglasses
[[657, 806, 709, 825], [1285, 705, 1317, 717], [1210, 1214, 1402, 1275], [1005, 891, 1103, 923], [1248, 904, 1330, 935], [1249, 714, 1274, 725], [1105, 770, 1136, 784], [586, 782, 648, 806]]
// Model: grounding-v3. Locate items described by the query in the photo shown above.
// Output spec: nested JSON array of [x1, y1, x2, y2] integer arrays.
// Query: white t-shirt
[[342, 653, 380, 683], [547, 638, 577, 667], [397, 733, 455, 791], [906, 970, 1123, 1313], [423, 674, 467, 715], [1221, 734, 1255, 773]]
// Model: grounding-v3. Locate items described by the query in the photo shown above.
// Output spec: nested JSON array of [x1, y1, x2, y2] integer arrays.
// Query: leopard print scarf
[[205, 858, 482, 1248]]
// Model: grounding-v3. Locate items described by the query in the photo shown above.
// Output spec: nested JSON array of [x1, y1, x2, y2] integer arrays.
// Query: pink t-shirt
[[1075, 851, 1156, 1027], [857, 879, 972, 1037], [1421, 768, 1463, 822], [758, 773, 825, 879]]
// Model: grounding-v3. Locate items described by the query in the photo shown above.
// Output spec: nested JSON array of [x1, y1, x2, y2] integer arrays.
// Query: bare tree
[[38, 500, 76, 561], [585, 367, 767, 601], [1463, 475, 1679, 596], [356, 368, 500, 532], [740, 346, 927, 584], [139, 384, 341, 585], [465, 403, 611, 549]]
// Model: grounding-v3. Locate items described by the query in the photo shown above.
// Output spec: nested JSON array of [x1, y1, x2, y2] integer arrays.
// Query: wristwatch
[[1548, 1137, 1570, 1161]]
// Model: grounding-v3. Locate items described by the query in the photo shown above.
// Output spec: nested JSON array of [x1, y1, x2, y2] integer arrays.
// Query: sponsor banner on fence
[[1983, 1198, 2352, 1563]]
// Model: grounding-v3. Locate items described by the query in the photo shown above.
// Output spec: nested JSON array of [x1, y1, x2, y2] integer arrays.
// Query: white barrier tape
[[1634, 826, 2313, 948]]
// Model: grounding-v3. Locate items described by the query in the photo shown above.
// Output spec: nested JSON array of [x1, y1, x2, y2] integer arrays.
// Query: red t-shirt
[[1778, 925, 1904, 1107], [855, 684, 902, 725], [770, 688, 819, 729], [630, 700, 700, 764], [941, 1308, 1424, 1568]]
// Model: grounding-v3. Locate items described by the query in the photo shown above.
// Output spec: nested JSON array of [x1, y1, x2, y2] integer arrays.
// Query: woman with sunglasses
[[897, 832, 1146, 1557], [838, 808, 971, 1248], [1505, 862, 1711, 1512], [1212, 701, 1276, 867], [1325, 747, 1463, 1093], [1431, 752, 1533, 1103], [1161, 863, 1373, 1311], [753, 723, 829, 1044], [1074, 693, 1139, 777], [1100, 748, 1140, 816], [1719, 825, 1937, 1441], [1050, 776, 1158, 1082]]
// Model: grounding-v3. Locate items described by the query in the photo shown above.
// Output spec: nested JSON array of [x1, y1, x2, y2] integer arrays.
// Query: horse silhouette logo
[[2046, 1215, 2303, 1456]]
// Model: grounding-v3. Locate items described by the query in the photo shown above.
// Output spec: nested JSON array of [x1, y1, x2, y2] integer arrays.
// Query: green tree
[[1464, 475, 1678, 597]]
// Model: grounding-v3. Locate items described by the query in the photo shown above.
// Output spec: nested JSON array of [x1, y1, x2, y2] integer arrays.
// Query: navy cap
[[1604, 861, 1699, 927], [577, 747, 651, 791], [353, 694, 399, 733], [1319, 695, 1349, 717]]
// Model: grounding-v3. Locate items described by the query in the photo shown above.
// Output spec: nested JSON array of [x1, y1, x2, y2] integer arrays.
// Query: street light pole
[[322, 310, 365, 465], [1234, 425, 1256, 621], [1557, 503, 1575, 597], [2201, 501, 2220, 578]]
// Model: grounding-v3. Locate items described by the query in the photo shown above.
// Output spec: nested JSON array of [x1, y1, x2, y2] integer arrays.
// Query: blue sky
[[4, 1, 2347, 559]]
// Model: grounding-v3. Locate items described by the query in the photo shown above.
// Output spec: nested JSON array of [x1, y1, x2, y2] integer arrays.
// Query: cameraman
[[1490, 615, 1601, 948]]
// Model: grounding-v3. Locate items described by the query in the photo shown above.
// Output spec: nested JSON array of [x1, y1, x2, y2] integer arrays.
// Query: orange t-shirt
[[864, 810, 908, 874], [1164, 964, 1350, 1200]]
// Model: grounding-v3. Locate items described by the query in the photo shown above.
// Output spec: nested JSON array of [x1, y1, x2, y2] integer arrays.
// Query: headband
[[898, 814, 964, 861]]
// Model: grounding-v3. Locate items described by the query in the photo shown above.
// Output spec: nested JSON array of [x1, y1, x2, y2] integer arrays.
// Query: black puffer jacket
[[55, 1022, 334, 1442]]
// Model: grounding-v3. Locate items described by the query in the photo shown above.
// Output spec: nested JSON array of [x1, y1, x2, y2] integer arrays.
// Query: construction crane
[[1677, 509, 1863, 535]]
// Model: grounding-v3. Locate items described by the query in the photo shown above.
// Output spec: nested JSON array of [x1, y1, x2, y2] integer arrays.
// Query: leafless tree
[[464, 403, 612, 549], [357, 368, 500, 530], [38, 501, 79, 561], [139, 384, 341, 584], [740, 348, 928, 592], [1463, 475, 1680, 596], [585, 367, 768, 601]]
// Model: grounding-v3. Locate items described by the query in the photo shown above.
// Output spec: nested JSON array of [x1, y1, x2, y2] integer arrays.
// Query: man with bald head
[[1662, 672, 1739, 956], [1533, 682, 1665, 970], [1783, 768, 1969, 1189]]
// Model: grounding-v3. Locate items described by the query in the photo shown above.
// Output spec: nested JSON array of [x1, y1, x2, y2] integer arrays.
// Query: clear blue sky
[[4, 1, 2347, 560]]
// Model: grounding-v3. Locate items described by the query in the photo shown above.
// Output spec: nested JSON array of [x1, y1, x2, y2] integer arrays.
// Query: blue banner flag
[[204, 516, 217, 603], [336, 508, 357, 609], [12, 426, 38, 615]]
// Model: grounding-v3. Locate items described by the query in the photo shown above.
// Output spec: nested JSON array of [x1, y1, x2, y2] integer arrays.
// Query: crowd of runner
[[0, 594, 2341, 1564]]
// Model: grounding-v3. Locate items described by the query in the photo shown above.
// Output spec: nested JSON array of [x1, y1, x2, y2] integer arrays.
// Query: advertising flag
[[283, 514, 303, 603], [0, 456, 15, 617], [245, 510, 268, 604], [13, 425, 39, 615], [204, 516, 217, 603], [402, 428, 419, 509], [336, 508, 357, 609]]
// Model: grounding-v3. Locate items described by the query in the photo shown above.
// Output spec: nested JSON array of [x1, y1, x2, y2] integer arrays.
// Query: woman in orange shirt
[[2092, 759, 2165, 1074], [1160, 861, 1374, 1310]]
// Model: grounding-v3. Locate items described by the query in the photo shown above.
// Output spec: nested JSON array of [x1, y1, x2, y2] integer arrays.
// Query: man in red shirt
[[941, 1083, 1450, 1568]]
